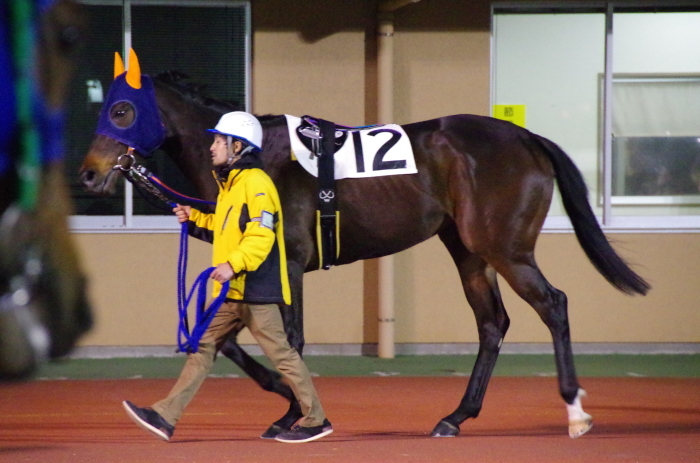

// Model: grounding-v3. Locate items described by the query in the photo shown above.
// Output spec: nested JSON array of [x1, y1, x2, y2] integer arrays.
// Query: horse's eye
[[59, 26, 82, 53], [110, 102, 135, 128]]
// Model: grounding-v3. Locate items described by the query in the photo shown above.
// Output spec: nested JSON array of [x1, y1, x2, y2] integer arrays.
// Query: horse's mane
[[153, 71, 241, 114], [152, 71, 282, 125]]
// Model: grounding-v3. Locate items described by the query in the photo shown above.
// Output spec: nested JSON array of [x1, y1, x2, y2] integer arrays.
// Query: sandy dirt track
[[0, 376, 698, 462]]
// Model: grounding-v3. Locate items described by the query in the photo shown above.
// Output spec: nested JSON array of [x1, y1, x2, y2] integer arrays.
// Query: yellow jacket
[[188, 168, 291, 305]]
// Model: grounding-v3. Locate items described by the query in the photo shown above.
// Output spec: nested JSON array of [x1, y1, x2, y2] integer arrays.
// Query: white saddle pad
[[285, 115, 417, 179]]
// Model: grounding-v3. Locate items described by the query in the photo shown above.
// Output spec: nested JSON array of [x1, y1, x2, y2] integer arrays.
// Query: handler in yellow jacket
[[122, 112, 332, 444], [187, 150, 290, 305]]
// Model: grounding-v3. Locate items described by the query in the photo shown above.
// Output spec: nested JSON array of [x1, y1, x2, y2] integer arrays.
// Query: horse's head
[[79, 49, 165, 195], [38, 0, 86, 111], [0, 0, 92, 380]]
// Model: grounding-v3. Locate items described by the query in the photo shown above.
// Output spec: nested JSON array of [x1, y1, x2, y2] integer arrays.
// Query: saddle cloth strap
[[316, 118, 340, 270]]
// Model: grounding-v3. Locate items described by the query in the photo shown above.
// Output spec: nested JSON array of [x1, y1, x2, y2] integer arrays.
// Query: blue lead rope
[[176, 221, 228, 354]]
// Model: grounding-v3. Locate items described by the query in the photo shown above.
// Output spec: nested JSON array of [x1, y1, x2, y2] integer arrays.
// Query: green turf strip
[[33, 354, 700, 380]]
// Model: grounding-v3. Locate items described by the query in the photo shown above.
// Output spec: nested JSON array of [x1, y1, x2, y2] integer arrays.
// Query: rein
[[113, 147, 216, 208], [112, 152, 222, 354]]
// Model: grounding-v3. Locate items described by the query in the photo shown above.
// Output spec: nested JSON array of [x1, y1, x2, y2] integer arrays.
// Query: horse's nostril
[[79, 169, 95, 185]]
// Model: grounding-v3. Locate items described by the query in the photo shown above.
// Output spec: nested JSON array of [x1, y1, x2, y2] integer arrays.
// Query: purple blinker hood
[[95, 72, 166, 157]]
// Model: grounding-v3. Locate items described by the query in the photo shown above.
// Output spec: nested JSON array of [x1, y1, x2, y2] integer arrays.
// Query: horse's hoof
[[260, 424, 289, 439], [568, 414, 593, 438], [431, 420, 459, 437]]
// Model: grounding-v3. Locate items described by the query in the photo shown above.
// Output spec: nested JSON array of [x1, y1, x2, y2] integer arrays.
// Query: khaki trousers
[[152, 301, 325, 428]]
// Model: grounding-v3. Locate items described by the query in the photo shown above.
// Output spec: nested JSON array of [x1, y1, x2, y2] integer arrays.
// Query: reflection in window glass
[[611, 12, 700, 215], [611, 77, 700, 204]]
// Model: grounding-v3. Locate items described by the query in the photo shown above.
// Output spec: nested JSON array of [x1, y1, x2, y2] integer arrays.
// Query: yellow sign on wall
[[493, 104, 526, 128]]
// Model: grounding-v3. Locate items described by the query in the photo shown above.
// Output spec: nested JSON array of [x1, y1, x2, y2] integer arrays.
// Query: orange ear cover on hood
[[113, 52, 125, 79], [125, 48, 142, 89]]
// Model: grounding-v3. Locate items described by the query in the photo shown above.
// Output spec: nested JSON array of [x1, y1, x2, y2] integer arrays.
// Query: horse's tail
[[535, 135, 650, 296]]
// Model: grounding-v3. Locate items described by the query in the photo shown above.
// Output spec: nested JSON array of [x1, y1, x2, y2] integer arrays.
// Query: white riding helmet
[[208, 111, 263, 151]]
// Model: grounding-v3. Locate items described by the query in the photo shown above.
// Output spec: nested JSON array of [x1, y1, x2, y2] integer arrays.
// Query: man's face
[[210, 134, 229, 167]]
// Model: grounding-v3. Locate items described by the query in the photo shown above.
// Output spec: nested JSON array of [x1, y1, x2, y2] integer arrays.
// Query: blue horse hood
[[95, 73, 166, 156]]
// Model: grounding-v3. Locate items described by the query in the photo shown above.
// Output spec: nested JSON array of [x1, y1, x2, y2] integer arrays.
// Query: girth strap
[[315, 118, 340, 270]]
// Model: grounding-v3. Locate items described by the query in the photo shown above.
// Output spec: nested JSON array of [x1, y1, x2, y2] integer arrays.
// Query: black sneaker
[[122, 400, 174, 441], [260, 424, 289, 439], [274, 419, 333, 443]]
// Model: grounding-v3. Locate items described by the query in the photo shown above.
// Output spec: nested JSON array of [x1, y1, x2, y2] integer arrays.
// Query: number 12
[[352, 129, 406, 173]]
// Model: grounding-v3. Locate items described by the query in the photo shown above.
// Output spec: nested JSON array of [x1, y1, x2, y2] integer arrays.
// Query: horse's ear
[[114, 52, 125, 79], [125, 48, 142, 90]]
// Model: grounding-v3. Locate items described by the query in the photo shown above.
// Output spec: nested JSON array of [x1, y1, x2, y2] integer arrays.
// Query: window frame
[[70, 0, 251, 233]]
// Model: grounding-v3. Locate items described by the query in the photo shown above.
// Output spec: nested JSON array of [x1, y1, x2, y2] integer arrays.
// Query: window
[[67, 0, 250, 231], [492, 3, 700, 231], [611, 76, 700, 204]]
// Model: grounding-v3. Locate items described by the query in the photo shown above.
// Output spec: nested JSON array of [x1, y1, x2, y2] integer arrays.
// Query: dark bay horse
[[79, 55, 649, 438], [0, 0, 92, 380]]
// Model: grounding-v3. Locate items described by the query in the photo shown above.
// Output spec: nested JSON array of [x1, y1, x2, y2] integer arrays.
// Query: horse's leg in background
[[282, 261, 305, 354], [431, 224, 510, 437], [494, 257, 591, 438], [219, 336, 295, 402]]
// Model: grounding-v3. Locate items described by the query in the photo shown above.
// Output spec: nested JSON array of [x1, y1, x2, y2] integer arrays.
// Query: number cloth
[[285, 114, 417, 179]]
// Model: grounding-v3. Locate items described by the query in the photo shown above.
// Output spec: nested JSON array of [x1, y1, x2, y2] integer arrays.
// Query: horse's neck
[[155, 84, 221, 202]]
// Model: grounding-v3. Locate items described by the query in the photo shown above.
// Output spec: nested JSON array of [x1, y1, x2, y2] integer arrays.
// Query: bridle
[[112, 146, 175, 208]]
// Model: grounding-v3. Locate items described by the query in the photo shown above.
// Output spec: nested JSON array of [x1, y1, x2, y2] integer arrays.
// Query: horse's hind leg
[[431, 225, 511, 437], [494, 257, 592, 438]]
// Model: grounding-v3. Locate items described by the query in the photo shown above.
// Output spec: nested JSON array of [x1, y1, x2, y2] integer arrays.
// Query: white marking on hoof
[[566, 388, 593, 438]]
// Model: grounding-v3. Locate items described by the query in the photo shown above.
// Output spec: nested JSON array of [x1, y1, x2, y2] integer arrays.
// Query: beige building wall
[[75, 0, 700, 349]]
